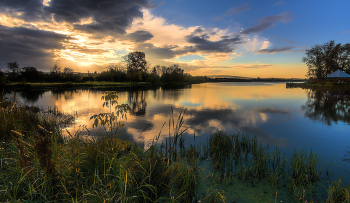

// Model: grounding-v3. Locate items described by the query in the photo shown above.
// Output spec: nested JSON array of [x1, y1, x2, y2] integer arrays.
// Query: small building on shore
[[309, 69, 350, 83], [325, 69, 350, 82]]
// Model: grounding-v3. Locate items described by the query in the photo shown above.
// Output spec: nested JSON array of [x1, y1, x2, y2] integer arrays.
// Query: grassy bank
[[1, 96, 350, 202], [2, 80, 204, 90]]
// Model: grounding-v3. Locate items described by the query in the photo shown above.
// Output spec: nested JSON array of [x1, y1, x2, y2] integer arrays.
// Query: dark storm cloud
[[135, 43, 196, 59], [255, 46, 294, 54], [127, 30, 154, 42], [45, 0, 157, 35], [136, 33, 242, 59], [0, 0, 47, 21], [185, 34, 242, 52], [0, 25, 70, 68], [136, 43, 180, 59], [241, 11, 293, 34], [1, 0, 158, 36], [193, 27, 204, 33], [0, 25, 70, 47]]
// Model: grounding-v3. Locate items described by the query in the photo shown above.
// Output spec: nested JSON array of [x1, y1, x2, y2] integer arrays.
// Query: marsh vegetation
[[1, 91, 349, 202]]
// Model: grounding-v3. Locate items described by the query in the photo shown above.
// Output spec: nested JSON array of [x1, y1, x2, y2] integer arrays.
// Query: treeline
[[303, 40, 350, 79], [0, 52, 208, 85]]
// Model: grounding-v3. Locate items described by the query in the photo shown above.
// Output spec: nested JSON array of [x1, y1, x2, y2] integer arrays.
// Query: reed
[[201, 189, 227, 203], [327, 179, 350, 203], [291, 148, 320, 186], [209, 131, 233, 171], [167, 161, 198, 202], [0, 100, 40, 141], [167, 107, 188, 162]]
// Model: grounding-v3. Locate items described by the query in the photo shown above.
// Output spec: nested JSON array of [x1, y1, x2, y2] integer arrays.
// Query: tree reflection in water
[[18, 90, 46, 103], [303, 90, 350, 125], [128, 90, 147, 116]]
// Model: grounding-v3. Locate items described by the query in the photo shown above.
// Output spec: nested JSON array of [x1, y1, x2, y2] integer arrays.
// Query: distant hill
[[208, 75, 252, 79], [207, 75, 306, 81]]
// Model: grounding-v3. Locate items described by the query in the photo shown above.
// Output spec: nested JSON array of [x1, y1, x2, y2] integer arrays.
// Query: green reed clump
[[185, 144, 199, 163], [0, 101, 41, 141], [201, 189, 227, 203], [327, 179, 350, 203], [209, 131, 233, 170], [166, 108, 188, 162], [138, 145, 171, 200], [268, 147, 287, 187], [1, 126, 62, 201], [233, 134, 255, 161], [167, 161, 198, 203], [291, 148, 320, 186]]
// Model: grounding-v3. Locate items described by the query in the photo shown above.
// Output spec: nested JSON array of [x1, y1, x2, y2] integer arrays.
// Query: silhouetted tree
[[161, 64, 184, 82], [0, 69, 6, 85], [125, 51, 147, 81], [50, 64, 62, 81], [7, 61, 20, 80], [95, 64, 128, 82], [63, 67, 73, 75], [51, 64, 61, 75], [21, 66, 42, 82], [303, 40, 350, 78]]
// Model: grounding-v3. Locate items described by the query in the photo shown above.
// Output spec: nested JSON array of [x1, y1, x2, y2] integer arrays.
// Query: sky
[[0, 0, 349, 78]]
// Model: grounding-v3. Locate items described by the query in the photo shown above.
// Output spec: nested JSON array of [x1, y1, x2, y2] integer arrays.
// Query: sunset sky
[[0, 0, 349, 78]]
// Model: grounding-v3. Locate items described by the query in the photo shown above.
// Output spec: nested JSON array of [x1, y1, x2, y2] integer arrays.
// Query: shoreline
[[1, 80, 308, 91], [286, 82, 350, 92], [1, 81, 203, 91]]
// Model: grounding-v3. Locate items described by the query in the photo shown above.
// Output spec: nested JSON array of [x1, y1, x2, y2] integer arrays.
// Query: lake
[[8, 82, 350, 182]]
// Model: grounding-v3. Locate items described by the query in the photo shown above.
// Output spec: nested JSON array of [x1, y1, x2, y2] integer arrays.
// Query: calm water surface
[[10, 82, 350, 181]]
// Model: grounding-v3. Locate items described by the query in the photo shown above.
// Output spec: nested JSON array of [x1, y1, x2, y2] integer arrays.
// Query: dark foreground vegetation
[[1, 92, 350, 202]]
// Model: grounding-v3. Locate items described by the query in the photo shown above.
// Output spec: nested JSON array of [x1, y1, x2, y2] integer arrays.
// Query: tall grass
[[206, 131, 327, 202], [327, 178, 350, 203], [0, 92, 349, 202]]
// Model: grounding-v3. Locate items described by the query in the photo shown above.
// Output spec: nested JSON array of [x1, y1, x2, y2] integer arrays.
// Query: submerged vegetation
[[0, 92, 350, 202]]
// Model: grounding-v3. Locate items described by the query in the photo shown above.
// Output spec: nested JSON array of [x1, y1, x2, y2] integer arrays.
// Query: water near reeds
[[7, 82, 350, 183]]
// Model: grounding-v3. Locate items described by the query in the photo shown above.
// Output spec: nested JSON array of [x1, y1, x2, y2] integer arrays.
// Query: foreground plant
[[90, 91, 130, 136], [327, 179, 350, 203]]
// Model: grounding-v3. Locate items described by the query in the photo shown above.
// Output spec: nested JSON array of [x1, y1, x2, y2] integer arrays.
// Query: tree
[[51, 64, 61, 75], [125, 51, 147, 81], [63, 67, 74, 75], [0, 69, 6, 85], [7, 61, 20, 80], [303, 40, 350, 79], [22, 66, 41, 82], [161, 64, 184, 82]]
